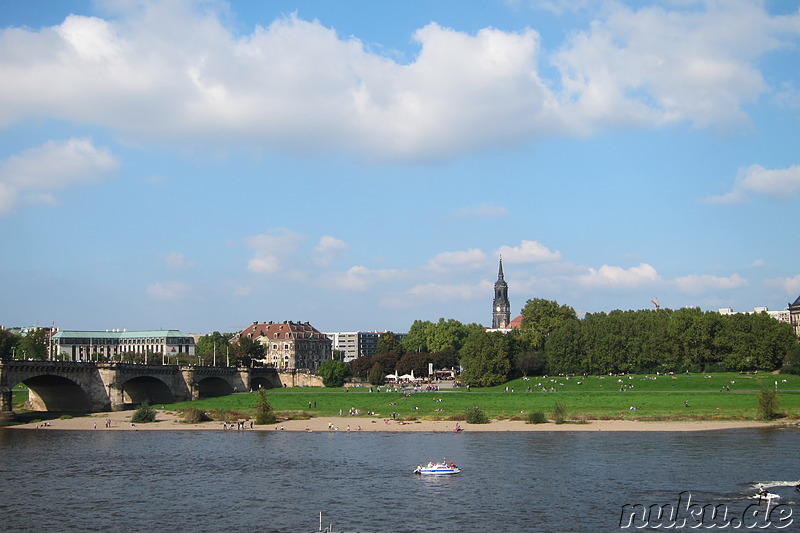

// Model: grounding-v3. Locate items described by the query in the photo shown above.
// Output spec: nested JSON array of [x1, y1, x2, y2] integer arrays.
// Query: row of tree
[[344, 299, 799, 387]]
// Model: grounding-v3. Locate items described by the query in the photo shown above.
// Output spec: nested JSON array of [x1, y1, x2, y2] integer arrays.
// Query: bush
[[255, 390, 277, 425], [552, 401, 568, 424], [183, 407, 211, 424], [526, 411, 547, 424], [757, 386, 780, 420], [464, 405, 489, 424], [131, 402, 157, 423]]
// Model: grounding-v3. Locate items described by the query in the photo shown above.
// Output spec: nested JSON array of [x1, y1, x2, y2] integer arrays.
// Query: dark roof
[[792, 294, 800, 307]]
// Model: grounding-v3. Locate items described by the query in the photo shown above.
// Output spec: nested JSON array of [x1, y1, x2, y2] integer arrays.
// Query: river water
[[0, 428, 797, 532]]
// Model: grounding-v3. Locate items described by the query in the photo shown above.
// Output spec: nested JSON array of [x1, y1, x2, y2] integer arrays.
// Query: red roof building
[[236, 321, 332, 372]]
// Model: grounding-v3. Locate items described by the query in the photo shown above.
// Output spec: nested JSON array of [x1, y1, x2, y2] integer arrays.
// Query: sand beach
[[5, 410, 783, 432]]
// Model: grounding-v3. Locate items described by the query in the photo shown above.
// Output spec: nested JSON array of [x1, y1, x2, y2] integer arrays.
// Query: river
[[0, 428, 797, 532]]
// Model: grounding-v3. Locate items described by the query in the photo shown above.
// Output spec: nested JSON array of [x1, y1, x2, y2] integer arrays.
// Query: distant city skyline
[[1, 1, 799, 334]]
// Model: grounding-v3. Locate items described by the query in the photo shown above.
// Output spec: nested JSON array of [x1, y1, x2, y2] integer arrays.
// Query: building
[[325, 331, 379, 362], [492, 257, 511, 329], [235, 321, 332, 372], [51, 329, 195, 362], [718, 306, 791, 324], [790, 295, 800, 337]]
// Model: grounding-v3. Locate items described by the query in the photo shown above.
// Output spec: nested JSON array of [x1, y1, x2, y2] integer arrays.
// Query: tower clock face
[[496, 306, 501, 311]]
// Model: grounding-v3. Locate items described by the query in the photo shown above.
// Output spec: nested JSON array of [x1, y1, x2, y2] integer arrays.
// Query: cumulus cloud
[[708, 164, 800, 204], [146, 280, 191, 301], [673, 273, 748, 294], [497, 240, 561, 263], [575, 263, 661, 289], [768, 274, 800, 298], [552, 0, 797, 131], [0, 1, 794, 161], [426, 249, 487, 272], [314, 236, 348, 267], [0, 138, 118, 214], [245, 228, 301, 274]]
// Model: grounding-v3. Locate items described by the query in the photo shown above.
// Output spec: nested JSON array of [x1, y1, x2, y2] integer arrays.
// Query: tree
[[318, 359, 351, 387], [520, 298, 577, 351], [757, 386, 780, 420], [196, 332, 235, 360], [17, 328, 48, 360], [515, 351, 544, 377], [349, 355, 374, 379], [783, 344, 800, 374], [376, 331, 404, 357], [232, 337, 265, 365], [459, 331, 512, 387], [0, 328, 18, 361], [255, 390, 277, 424], [368, 362, 385, 386]]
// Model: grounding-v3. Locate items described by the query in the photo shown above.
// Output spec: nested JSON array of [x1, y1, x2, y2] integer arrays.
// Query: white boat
[[753, 492, 780, 502], [414, 460, 461, 475]]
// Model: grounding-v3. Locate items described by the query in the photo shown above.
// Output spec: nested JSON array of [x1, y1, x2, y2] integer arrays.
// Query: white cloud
[[146, 280, 191, 301], [0, 2, 791, 162], [497, 240, 561, 263], [708, 164, 800, 204], [769, 274, 800, 298], [382, 279, 493, 308], [576, 263, 661, 289], [164, 252, 193, 269], [0, 138, 118, 214], [426, 249, 487, 272], [245, 228, 301, 274], [673, 273, 747, 294], [324, 265, 407, 291], [314, 235, 348, 267], [552, 0, 796, 131]]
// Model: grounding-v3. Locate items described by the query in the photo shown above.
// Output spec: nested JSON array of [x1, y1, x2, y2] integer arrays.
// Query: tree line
[[347, 299, 799, 387]]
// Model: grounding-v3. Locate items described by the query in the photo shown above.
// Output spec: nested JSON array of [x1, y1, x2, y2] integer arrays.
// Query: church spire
[[492, 256, 510, 329]]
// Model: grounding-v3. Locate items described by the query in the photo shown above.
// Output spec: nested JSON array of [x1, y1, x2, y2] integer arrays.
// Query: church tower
[[492, 257, 511, 329]]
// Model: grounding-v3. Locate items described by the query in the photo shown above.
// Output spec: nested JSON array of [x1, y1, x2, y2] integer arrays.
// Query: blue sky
[[1, 0, 799, 335]]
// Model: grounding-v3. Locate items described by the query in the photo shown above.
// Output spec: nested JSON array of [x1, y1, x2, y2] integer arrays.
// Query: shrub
[[131, 402, 157, 423], [255, 390, 277, 425], [552, 401, 568, 424], [757, 386, 780, 420], [464, 405, 489, 424], [526, 411, 547, 424], [183, 407, 211, 424]]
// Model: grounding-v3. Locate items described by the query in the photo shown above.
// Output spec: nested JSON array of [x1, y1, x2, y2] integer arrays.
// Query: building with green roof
[[51, 329, 194, 362]]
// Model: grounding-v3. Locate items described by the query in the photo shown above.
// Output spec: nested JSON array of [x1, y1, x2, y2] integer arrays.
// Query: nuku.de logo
[[619, 491, 793, 529]]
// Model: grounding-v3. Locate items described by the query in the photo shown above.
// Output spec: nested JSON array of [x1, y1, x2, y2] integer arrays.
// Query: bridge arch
[[250, 376, 278, 390], [120, 376, 175, 405], [196, 376, 233, 398], [18, 375, 93, 412]]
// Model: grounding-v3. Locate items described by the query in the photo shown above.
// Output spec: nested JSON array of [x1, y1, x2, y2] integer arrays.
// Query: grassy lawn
[[12, 384, 28, 408], [160, 372, 800, 422]]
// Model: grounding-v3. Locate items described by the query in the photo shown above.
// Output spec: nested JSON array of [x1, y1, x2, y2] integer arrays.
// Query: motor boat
[[414, 460, 461, 475], [752, 491, 781, 502]]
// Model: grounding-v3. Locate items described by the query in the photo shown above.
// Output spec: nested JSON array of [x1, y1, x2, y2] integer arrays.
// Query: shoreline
[[3, 410, 792, 432]]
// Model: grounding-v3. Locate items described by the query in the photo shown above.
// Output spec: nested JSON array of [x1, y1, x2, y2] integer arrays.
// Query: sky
[[1, 0, 799, 335]]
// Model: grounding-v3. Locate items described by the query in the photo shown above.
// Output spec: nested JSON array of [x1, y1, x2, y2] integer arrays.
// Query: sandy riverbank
[[3, 410, 789, 432]]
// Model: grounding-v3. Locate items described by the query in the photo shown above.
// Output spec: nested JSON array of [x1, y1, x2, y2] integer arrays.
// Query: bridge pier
[[0, 385, 15, 422]]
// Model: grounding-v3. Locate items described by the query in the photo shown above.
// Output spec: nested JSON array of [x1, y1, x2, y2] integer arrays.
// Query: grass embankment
[[162, 372, 800, 423]]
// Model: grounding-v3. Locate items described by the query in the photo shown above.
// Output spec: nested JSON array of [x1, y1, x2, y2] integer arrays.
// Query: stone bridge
[[0, 361, 320, 421]]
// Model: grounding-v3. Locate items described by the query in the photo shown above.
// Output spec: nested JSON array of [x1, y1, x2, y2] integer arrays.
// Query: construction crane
[[650, 297, 660, 310]]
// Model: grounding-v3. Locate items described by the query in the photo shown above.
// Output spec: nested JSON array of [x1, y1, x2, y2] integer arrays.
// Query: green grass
[[158, 372, 800, 422]]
